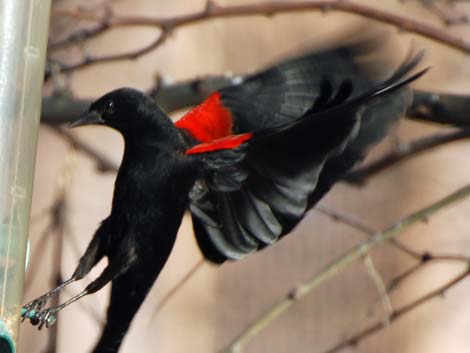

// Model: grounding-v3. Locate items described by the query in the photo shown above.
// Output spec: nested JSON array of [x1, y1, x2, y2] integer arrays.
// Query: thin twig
[[315, 205, 376, 234], [315, 205, 425, 260], [148, 258, 205, 322], [387, 261, 424, 293], [49, 22, 111, 51], [386, 251, 470, 292], [363, 255, 393, 324], [30, 205, 55, 225], [58, 32, 168, 73], [322, 266, 470, 353], [422, 1, 470, 26], [218, 184, 470, 353], [344, 128, 470, 185], [48, 125, 119, 173]]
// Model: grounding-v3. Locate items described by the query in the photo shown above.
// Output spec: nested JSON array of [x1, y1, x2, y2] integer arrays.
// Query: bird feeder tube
[[0, 0, 51, 352]]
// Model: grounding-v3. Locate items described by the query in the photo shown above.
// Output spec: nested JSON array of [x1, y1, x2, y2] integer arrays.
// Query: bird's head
[[71, 88, 173, 139]]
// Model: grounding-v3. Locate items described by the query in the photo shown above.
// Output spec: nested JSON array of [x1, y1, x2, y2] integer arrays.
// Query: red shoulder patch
[[175, 92, 233, 142], [185, 133, 253, 155]]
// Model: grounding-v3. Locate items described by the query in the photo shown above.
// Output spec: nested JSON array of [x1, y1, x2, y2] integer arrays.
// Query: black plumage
[[191, 48, 425, 262], [22, 45, 426, 353]]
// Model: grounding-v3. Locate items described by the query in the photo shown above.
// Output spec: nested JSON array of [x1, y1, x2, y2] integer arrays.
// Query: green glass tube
[[0, 0, 52, 351]]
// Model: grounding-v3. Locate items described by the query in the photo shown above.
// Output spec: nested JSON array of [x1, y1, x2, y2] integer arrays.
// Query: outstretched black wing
[[184, 47, 425, 263]]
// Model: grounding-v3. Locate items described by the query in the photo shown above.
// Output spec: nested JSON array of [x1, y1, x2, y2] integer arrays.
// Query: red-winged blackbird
[[22, 44, 426, 353]]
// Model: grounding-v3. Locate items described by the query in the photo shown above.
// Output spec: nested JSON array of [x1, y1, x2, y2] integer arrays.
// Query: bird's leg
[[22, 218, 110, 323], [31, 244, 137, 330], [21, 278, 74, 320]]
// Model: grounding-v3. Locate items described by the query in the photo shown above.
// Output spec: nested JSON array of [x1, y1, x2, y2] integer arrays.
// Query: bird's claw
[[21, 296, 48, 322], [35, 307, 58, 330], [25, 307, 58, 330], [21, 297, 58, 329]]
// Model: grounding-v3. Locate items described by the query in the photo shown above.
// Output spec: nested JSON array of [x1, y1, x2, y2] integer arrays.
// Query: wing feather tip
[[185, 133, 253, 155]]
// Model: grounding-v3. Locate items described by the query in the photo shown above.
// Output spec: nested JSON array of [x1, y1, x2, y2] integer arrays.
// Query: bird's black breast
[[110, 146, 199, 241]]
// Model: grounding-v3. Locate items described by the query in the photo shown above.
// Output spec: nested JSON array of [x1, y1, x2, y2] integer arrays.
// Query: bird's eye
[[105, 100, 115, 112]]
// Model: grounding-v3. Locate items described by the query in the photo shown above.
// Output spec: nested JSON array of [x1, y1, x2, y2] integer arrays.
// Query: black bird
[[22, 45, 426, 353]]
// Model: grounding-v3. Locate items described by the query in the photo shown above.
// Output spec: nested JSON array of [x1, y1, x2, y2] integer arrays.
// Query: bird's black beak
[[69, 111, 104, 128]]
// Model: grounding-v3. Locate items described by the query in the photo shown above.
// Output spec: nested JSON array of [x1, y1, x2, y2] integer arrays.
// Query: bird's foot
[[21, 305, 58, 330], [21, 296, 48, 321], [21, 295, 58, 329]]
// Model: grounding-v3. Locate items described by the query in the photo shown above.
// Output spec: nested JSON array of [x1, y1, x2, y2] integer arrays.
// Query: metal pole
[[0, 0, 52, 352]]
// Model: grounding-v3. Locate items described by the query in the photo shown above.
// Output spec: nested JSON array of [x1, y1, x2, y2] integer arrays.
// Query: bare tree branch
[[41, 76, 470, 129], [41, 75, 237, 124], [294, 203, 470, 351], [49, 0, 470, 73], [408, 90, 470, 127], [344, 127, 470, 184], [218, 184, 470, 353], [42, 96, 91, 125], [316, 203, 470, 295]]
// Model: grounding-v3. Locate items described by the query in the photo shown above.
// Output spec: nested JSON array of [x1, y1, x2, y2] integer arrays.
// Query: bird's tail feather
[[252, 51, 427, 141]]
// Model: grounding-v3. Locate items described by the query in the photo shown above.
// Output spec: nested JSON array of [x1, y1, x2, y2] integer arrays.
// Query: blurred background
[[19, 1, 470, 353]]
